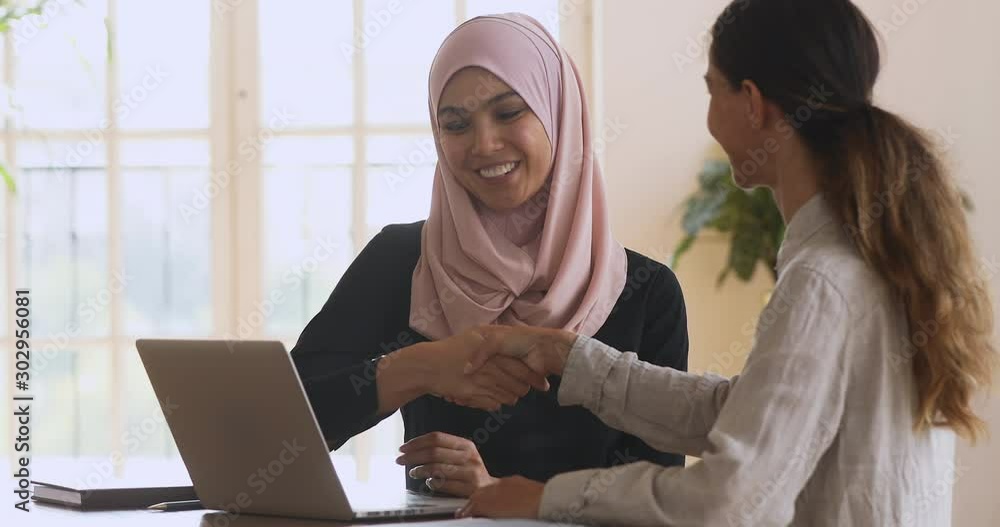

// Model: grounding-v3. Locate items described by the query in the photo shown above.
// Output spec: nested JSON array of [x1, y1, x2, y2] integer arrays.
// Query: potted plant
[[672, 158, 785, 285], [672, 157, 973, 287]]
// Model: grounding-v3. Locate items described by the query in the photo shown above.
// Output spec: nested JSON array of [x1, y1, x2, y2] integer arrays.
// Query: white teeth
[[478, 161, 518, 178]]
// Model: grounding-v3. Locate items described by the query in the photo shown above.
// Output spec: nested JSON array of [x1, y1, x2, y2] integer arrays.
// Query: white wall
[[592, 1, 999, 525]]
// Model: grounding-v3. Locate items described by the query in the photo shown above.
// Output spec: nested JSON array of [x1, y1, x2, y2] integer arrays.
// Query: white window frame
[[3, 0, 595, 473]]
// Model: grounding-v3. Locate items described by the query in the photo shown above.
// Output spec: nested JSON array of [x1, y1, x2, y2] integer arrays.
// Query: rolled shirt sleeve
[[540, 266, 851, 526], [557, 333, 735, 458]]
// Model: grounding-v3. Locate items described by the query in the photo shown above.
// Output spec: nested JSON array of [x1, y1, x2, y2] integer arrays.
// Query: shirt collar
[[776, 193, 837, 274]]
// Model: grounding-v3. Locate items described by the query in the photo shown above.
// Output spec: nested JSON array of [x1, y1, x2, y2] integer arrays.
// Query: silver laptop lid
[[136, 339, 355, 520]]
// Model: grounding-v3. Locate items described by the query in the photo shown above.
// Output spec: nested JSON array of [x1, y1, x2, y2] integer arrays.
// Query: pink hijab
[[410, 13, 626, 340]]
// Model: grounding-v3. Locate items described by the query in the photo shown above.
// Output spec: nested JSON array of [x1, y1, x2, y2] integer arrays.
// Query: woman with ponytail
[[453, 0, 997, 524]]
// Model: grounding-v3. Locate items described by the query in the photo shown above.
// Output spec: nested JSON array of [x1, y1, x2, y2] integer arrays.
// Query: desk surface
[[14, 502, 560, 526]]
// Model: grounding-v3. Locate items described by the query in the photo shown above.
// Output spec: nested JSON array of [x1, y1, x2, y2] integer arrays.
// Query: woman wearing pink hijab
[[291, 13, 688, 497]]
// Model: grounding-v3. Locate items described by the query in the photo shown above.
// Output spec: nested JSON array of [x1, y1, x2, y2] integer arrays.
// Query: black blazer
[[291, 221, 689, 492]]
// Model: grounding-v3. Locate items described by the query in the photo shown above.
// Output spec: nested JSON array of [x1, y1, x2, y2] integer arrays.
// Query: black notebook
[[31, 466, 196, 510], [32, 480, 196, 510]]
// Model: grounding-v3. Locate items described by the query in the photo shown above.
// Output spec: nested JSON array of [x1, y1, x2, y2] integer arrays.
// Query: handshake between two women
[[423, 325, 578, 411], [383, 325, 582, 513]]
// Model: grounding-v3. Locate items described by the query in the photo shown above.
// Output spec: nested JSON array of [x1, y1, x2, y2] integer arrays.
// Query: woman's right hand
[[420, 327, 550, 411], [463, 325, 577, 378]]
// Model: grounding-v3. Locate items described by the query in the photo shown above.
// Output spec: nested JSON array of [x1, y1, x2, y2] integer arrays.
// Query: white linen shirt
[[538, 194, 957, 526]]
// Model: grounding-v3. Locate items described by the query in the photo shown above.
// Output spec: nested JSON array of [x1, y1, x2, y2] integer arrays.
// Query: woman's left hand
[[397, 432, 496, 497], [456, 476, 545, 519]]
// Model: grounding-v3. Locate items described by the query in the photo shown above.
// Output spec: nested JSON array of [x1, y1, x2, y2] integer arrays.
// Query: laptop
[[135, 339, 466, 521]]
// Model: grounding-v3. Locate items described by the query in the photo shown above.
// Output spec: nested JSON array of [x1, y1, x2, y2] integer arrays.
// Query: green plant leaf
[[671, 234, 696, 269], [710, 188, 751, 232], [728, 224, 761, 282], [680, 159, 738, 236], [698, 159, 732, 189], [682, 192, 727, 235], [716, 267, 731, 287], [0, 163, 16, 194], [678, 156, 786, 286], [104, 15, 113, 63]]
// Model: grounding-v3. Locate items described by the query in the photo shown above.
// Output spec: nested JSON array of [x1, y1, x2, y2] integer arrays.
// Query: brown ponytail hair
[[710, 0, 996, 439]]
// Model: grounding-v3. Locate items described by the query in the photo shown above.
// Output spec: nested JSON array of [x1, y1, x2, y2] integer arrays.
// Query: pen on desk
[[148, 499, 203, 511]]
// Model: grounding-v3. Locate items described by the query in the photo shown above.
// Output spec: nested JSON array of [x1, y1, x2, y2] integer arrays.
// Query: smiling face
[[436, 67, 553, 211]]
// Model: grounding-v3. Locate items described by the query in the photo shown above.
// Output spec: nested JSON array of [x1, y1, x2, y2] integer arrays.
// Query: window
[[3, 0, 569, 483]]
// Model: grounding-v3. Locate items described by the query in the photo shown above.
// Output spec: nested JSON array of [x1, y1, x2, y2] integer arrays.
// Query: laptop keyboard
[[352, 490, 465, 519], [405, 491, 440, 505]]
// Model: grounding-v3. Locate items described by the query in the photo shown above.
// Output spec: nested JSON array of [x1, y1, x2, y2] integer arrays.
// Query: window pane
[[260, 0, 353, 127], [365, 0, 454, 125], [1, 149, 7, 339], [338, 413, 404, 483], [33, 346, 112, 457], [367, 135, 435, 232], [465, 0, 561, 38], [116, 0, 210, 129], [262, 137, 354, 337], [122, 140, 212, 337], [13, 1, 109, 129], [18, 142, 108, 339], [0, 341, 6, 451], [124, 346, 180, 458]]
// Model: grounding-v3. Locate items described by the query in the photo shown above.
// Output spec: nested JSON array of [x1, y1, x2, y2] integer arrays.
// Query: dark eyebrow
[[487, 91, 521, 105], [437, 91, 522, 117]]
